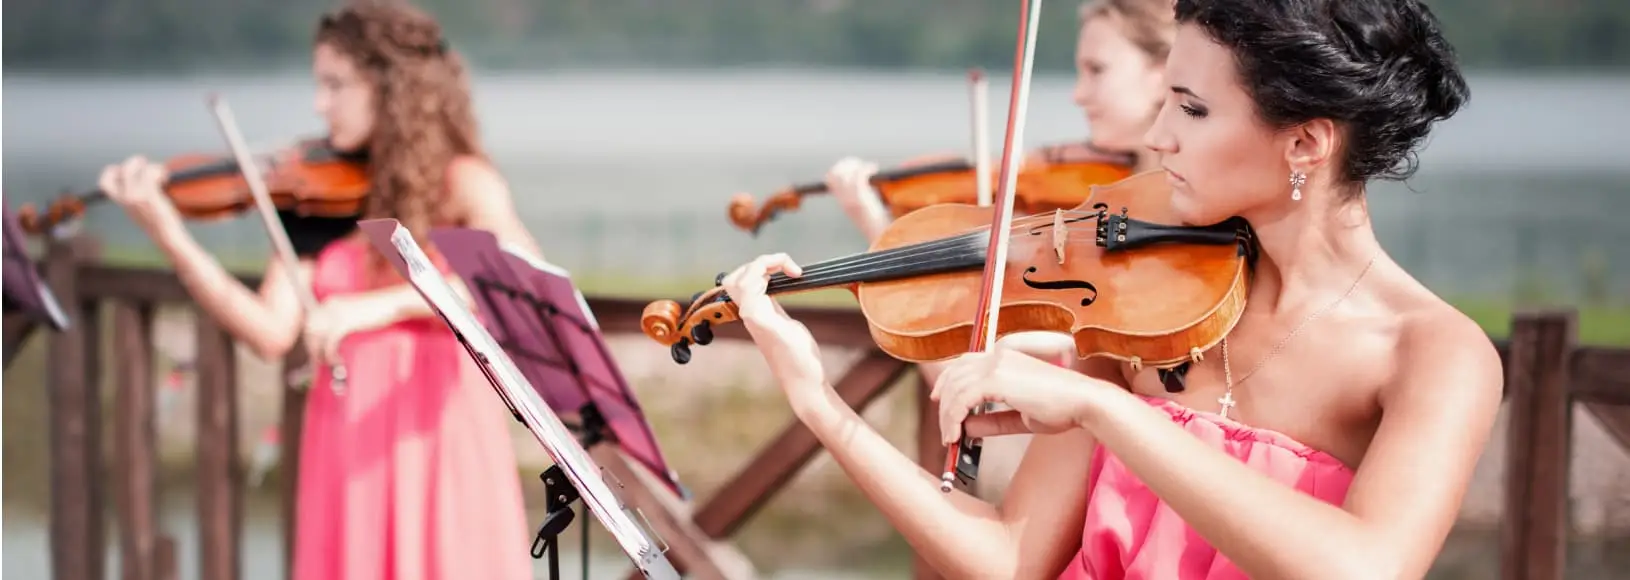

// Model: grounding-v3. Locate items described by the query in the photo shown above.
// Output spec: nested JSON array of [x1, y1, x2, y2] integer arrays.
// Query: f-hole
[[1021, 267, 1098, 306]]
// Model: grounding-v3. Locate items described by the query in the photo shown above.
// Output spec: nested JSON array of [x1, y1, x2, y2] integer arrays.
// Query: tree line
[[4, 0, 1626, 72]]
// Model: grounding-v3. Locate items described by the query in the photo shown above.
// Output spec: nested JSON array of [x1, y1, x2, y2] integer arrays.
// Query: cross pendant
[[1217, 390, 1237, 419]]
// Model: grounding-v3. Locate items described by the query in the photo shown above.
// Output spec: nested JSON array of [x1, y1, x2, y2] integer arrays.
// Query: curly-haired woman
[[97, 3, 538, 579]]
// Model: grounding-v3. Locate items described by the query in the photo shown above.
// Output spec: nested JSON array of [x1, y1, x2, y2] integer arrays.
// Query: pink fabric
[[1058, 395, 1355, 579], [292, 236, 532, 580]]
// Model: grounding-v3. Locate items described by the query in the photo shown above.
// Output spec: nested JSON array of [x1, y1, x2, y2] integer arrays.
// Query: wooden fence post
[[112, 302, 160, 580], [196, 315, 242, 580], [1501, 310, 1576, 580], [46, 235, 105, 580], [280, 348, 309, 580]]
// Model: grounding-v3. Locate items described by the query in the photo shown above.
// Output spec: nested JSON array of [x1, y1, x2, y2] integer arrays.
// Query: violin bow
[[205, 94, 350, 395], [941, 0, 1044, 493], [968, 68, 992, 207]]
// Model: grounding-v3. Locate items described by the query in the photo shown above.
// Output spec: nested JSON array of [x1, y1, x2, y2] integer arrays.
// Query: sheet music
[[498, 240, 601, 331], [383, 225, 678, 579]]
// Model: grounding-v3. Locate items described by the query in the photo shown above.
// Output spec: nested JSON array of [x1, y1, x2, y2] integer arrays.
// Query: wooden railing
[[3, 234, 1628, 580]]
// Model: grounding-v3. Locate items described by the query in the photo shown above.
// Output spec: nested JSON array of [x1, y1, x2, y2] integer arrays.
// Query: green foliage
[[8, 0, 1626, 72]]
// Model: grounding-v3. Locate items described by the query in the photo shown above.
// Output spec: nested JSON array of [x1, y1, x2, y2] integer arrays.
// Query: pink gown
[[291, 236, 533, 580], [1058, 395, 1357, 579]]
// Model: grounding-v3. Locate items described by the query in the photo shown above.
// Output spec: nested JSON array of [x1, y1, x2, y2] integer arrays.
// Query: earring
[[1289, 171, 1307, 201]]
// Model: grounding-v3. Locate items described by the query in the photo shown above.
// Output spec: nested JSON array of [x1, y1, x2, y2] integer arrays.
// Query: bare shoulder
[[444, 154, 547, 261], [1383, 288, 1503, 408], [445, 154, 511, 204]]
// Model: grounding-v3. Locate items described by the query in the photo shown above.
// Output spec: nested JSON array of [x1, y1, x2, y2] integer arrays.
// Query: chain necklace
[[1216, 253, 1380, 419]]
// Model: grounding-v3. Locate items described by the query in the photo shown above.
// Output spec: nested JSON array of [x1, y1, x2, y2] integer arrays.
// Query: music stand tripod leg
[[531, 464, 582, 580]]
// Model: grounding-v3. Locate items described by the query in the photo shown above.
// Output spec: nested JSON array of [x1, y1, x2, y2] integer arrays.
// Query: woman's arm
[[794, 355, 1126, 578], [800, 396, 1095, 578], [152, 221, 307, 360], [824, 157, 893, 245], [1076, 315, 1503, 580], [99, 155, 307, 361]]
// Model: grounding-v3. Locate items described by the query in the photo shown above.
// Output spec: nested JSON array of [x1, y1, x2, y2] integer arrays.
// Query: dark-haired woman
[[710, 0, 1498, 578]]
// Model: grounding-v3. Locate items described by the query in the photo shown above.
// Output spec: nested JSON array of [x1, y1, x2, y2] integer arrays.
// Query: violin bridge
[[1052, 209, 1068, 264]]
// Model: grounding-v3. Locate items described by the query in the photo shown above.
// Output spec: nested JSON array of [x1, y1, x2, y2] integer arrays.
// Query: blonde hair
[[1078, 0, 1177, 61]]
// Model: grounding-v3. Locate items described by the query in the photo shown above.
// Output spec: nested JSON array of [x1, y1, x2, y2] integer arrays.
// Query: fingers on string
[[756, 252, 802, 278]]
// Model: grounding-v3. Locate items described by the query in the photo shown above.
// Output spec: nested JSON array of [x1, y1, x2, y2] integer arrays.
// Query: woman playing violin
[[96, 4, 537, 579], [824, 0, 1179, 498], [720, 0, 1499, 577], [824, 0, 1174, 244]]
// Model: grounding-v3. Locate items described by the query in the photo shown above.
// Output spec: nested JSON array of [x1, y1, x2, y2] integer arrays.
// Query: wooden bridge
[[4, 234, 1629, 580]]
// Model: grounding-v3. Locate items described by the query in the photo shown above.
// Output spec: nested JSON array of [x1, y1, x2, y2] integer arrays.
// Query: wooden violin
[[725, 141, 1135, 235], [16, 136, 368, 236], [644, 169, 1258, 372]]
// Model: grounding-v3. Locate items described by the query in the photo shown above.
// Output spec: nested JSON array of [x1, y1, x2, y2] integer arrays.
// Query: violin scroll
[[17, 193, 92, 237], [727, 189, 803, 236], [641, 288, 732, 364]]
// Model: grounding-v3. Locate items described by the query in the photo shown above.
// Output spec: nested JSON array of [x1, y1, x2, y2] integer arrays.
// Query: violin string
[[764, 210, 1095, 286], [769, 230, 1023, 291], [768, 246, 988, 293], [761, 209, 1123, 293]]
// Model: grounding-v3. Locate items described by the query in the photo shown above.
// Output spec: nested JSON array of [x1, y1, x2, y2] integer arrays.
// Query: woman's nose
[[1142, 104, 1176, 154]]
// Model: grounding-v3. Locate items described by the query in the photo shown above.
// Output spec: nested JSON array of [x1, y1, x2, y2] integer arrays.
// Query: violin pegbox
[[639, 286, 732, 365]]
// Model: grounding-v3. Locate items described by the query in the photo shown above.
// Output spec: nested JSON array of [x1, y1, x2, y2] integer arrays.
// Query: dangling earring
[[1289, 170, 1307, 201]]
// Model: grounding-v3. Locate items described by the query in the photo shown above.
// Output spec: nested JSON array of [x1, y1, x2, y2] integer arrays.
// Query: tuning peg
[[690, 320, 713, 345], [670, 339, 692, 364]]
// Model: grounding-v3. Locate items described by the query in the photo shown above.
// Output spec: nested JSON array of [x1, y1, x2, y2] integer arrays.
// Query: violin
[[16, 136, 368, 236], [725, 141, 1135, 236], [642, 169, 1257, 373]]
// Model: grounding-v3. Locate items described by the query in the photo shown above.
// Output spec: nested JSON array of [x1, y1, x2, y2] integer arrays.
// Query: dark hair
[[1173, 0, 1469, 188]]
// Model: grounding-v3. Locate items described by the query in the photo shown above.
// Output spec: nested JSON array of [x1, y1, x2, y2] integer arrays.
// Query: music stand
[[2, 206, 70, 331], [356, 219, 680, 580], [427, 226, 686, 498]]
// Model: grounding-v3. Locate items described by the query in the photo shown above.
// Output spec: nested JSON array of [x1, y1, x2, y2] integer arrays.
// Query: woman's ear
[[1283, 118, 1338, 174]]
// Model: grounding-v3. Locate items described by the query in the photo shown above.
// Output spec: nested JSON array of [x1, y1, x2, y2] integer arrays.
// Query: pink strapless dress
[[291, 237, 533, 580], [1057, 395, 1356, 579]]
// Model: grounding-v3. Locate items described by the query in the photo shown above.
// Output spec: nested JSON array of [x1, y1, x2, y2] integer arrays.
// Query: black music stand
[[428, 227, 686, 494], [3, 206, 70, 331], [357, 219, 680, 580]]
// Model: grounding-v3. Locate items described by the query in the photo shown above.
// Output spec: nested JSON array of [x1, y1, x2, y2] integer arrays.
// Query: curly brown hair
[[315, 2, 483, 249]]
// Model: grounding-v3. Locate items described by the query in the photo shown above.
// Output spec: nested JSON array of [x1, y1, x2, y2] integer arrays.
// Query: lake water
[[4, 68, 1629, 579]]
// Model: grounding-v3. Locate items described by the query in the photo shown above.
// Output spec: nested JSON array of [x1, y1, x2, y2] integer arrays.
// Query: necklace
[[1216, 253, 1380, 419]]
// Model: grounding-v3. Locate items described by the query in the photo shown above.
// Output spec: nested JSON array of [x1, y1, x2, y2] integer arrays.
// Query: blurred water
[[3, 69, 1628, 300]]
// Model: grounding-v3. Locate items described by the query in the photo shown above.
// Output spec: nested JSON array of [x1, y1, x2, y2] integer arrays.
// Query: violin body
[[17, 137, 369, 236], [858, 178, 1248, 367], [726, 142, 1135, 235], [646, 170, 1257, 369], [161, 142, 369, 220]]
